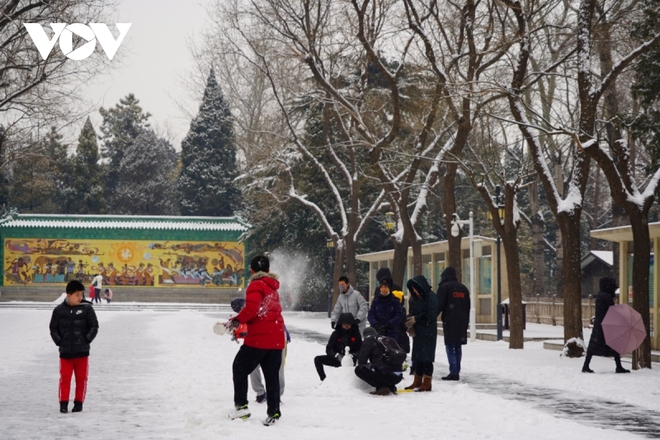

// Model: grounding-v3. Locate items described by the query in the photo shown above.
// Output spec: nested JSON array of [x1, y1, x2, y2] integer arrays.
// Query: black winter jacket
[[50, 299, 99, 359], [437, 267, 470, 345], [587, 277, 619, 357], [407, 275, 439, 362], [356, 330, 402, 373], [326, 313, 362, 360]]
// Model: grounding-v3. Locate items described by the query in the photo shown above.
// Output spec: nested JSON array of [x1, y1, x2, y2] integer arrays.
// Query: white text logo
[[24, 23, 131, 60]]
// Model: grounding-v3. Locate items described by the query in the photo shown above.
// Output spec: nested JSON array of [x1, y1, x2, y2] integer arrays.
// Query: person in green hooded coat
[[403, 275, 439, 391]]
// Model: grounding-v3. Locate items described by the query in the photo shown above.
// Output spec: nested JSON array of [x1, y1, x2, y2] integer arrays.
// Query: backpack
[[377, 335, 406, 366]]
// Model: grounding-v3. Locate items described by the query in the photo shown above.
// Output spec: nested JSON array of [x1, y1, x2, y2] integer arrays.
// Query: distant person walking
[[437, 267, 470, 381], [582, 277, 630, 374], [91, 274, 103, 304]]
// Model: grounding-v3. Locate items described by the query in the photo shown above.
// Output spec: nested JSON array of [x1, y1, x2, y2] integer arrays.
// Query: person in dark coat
[[404, 275, 439, 391], [354, 327, 403, 396], [437, 266, 470, 381], [582, 277, 630, 373], [367, 277, 404, 340], [50, 280, 99, 414], [314, 313, 362, 381], [373, 267, 410, 353]]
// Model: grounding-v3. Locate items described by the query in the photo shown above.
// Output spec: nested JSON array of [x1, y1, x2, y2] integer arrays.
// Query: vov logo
[[24, 23, 131, 61]]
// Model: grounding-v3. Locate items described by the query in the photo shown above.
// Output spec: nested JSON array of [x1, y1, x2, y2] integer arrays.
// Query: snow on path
[[0, 309, 651, 439]]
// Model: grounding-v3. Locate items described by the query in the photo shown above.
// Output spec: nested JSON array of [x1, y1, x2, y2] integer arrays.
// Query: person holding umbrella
[[582, 277, 630, 374]]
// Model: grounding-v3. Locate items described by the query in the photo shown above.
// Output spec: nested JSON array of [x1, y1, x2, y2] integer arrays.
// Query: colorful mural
[[4, 238, 244, 288]]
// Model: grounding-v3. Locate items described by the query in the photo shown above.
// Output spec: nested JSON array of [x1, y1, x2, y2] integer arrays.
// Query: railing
[[522, 295, 595, 327]]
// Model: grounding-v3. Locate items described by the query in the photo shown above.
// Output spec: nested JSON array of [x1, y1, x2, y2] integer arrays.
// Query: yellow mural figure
[[4, 238, 244, 288]]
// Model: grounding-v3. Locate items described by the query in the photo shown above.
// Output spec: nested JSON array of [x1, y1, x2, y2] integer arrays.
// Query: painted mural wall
[[4, 238, 244, 288]]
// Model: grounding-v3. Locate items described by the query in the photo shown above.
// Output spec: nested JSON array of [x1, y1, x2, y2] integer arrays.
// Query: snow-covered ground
[[1, 306, 659, 439]]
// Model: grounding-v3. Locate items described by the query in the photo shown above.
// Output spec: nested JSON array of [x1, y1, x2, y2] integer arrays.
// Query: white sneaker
[[263, 413, 280, 426], [228, 405, 250, 420]]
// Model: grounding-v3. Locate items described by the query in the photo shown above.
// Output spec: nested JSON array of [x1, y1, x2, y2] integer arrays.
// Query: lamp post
[[326, 238, 334, 318], [451, 211, 476, 343], [494, 186, 504, 341]]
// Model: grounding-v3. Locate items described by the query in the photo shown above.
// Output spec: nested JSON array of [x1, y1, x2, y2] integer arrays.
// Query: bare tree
[[0, 0, 117, 169]]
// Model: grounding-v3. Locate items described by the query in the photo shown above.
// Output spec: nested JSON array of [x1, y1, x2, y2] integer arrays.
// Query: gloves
[[406, 316, 416, 329], [331, 321, 336, 329], [355, 319, 361, 325]]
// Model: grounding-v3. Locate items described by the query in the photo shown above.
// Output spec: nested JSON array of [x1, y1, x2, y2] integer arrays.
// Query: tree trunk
[[390, 234, 410, 289], [529, 179, 546, 295], [444, 162, 462, 281], [557, 215, 584, 345], [630, 217, 652, 369], [503, 230, 524, 349]]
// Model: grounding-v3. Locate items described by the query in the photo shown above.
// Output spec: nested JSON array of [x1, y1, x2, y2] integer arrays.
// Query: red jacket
[[234, 272, 284, 350]]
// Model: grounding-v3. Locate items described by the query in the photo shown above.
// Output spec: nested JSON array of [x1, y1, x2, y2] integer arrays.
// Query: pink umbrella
[[601, 304, 647, 355]]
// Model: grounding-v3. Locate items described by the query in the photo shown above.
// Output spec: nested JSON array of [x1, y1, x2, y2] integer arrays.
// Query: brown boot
[[416, 375, 432, 392], [370, 386, 391, 396], [405, 374, 423, 390]]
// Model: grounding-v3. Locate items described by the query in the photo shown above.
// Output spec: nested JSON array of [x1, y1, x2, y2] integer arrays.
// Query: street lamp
[[326, 238, 335, 318], [451, 211, 476, 343], [489, 185, 505, 341], [384, 212, 395, 234]]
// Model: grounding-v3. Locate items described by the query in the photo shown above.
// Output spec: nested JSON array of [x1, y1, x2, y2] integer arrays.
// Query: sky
[[2, 305, 660, 439], [80, 0, 215, 148]]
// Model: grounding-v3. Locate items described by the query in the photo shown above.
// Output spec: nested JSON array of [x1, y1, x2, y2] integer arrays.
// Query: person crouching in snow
[[404, 275, 439, 391], [228, 255, 285, 426], [314, 312, 362, 381], [49, 280, 99, 413], [354, 327, 403, 395]]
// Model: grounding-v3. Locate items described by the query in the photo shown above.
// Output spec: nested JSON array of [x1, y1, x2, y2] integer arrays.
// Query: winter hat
[[230, 297, 246, 313], [379, 277, 393, 290], [363, 327, 378, 338], [599, 277, 618, 295], [250, 255, 270, 273], [376, 267, 393, 282]]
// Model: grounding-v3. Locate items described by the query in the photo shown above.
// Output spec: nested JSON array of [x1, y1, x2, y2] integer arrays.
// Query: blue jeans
[[445, 343, 463, 375]]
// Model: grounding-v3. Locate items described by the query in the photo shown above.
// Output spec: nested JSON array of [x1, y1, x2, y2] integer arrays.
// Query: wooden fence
[[522, 295, 595, 327]]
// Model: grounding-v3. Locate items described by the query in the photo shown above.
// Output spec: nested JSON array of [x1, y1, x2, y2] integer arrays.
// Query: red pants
[[59, 357, 89, 403]]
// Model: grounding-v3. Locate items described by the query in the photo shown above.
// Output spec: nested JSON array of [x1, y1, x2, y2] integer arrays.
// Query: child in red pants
[[50, 280, 99, 413]]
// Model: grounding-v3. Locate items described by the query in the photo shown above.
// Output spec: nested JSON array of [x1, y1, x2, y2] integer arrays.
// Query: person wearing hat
[[227, 255, 285, 426], [367, 277, 404, 340], [229, 296, 290, 403], [354, 327, 403, 395]]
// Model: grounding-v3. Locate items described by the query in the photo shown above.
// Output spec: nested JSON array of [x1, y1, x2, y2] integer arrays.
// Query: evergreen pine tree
[[99, 94, 151, 210], [8, 127, 70, 213], [178, 69, 241, 216], [70, 118, 106, 214], [115, 130, 179, 215]]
